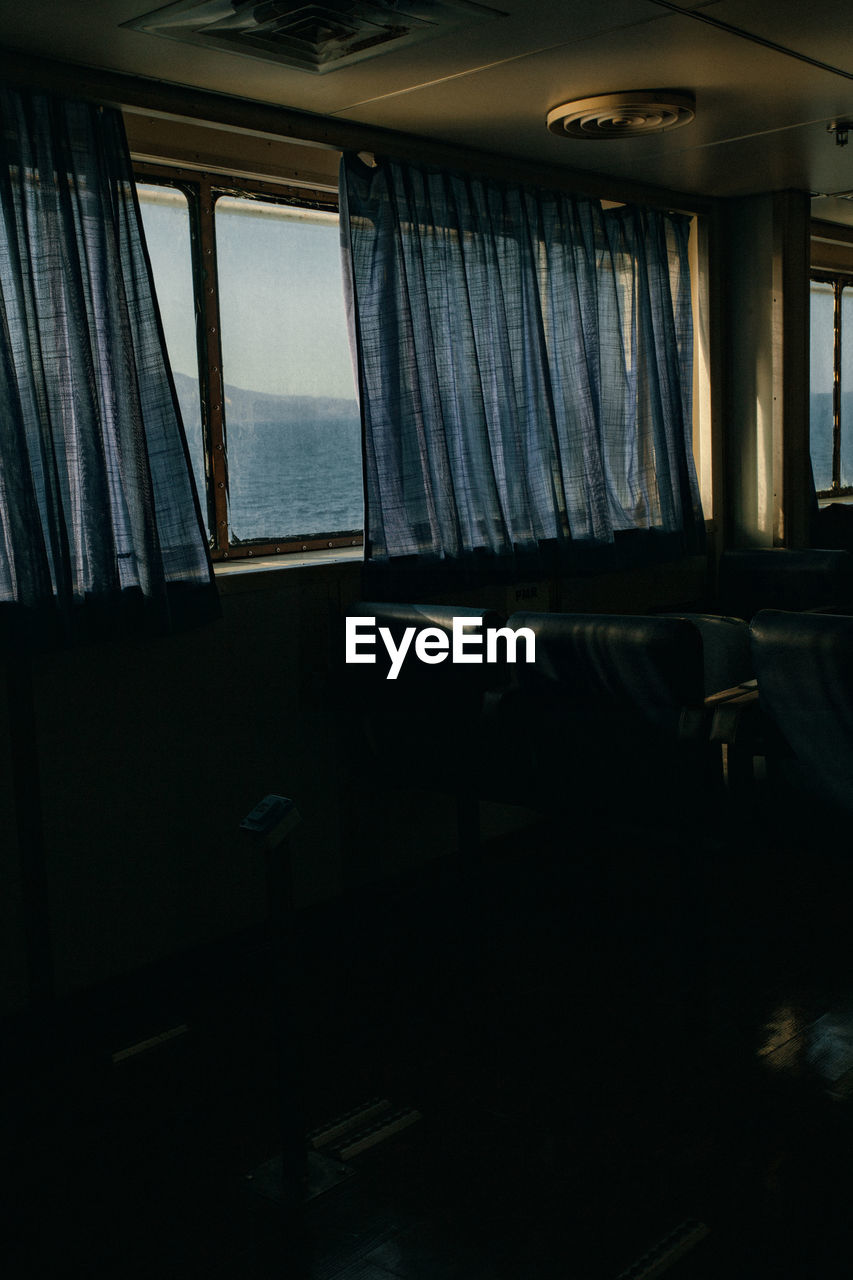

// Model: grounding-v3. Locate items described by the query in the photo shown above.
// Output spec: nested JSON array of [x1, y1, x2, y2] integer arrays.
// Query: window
[[136, 165, 363, 561], [810, 274, 853, 498]]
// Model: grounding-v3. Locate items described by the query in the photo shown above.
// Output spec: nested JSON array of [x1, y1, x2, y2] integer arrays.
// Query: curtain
[[340, 153, 704, 585], [0, 86, 217, 649]]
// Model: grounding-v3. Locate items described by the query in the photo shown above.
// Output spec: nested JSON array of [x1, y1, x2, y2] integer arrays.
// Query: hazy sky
[[138, 186, 358, 402], [811, 280, 834, 394]]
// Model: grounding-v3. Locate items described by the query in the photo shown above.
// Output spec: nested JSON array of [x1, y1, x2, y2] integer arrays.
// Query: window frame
[[135, 161, 364, 562], [811, 270, 853, 500]]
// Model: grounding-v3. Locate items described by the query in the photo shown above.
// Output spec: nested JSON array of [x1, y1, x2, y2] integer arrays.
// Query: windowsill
[[214, 544, 363, 588]]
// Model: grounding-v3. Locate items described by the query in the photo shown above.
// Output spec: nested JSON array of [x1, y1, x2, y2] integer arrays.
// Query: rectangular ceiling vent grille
[[125, 0, 506, 74]]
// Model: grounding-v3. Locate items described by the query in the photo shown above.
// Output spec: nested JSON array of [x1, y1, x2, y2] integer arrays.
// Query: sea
[[177, 383, 849, 521], [810, 391, 853, 491], [174, 372, 363, 541]]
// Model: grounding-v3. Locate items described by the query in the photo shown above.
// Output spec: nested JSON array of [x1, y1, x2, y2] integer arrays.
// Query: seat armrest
[[704, 678, 757, 709], [705, 683, 762, 793]]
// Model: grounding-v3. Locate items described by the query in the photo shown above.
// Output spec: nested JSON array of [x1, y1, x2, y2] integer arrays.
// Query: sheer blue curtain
[[340, 153, 704, 585], [0, 86, 217, 649]]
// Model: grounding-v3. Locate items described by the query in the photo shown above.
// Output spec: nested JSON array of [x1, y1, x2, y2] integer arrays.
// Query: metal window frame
[[135, 160, 364, 561], [811, 271, 853, 499]]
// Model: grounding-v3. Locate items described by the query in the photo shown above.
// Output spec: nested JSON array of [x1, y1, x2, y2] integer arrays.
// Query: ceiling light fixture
[[546, 91, 695, 140], [828, 120, 853, 148]]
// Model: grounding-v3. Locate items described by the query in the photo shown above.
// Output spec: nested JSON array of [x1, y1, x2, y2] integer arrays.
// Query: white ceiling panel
[[680, 0, 853, 77], [329, 7, 853, 194], [3, 1, 853, 200], [0, 0, 665, 117], [628, 118, 853, 198]]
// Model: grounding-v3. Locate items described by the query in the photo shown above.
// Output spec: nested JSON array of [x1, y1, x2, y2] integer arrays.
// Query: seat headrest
[[507, 611, 705, 731], [750, 608, 853, 817]]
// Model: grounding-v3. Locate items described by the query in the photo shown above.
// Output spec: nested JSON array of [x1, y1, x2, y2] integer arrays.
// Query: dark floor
[[6, 804, 853, 1278]]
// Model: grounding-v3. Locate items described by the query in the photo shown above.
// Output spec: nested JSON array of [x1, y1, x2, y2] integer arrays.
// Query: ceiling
[[3, 0, 853, 209]]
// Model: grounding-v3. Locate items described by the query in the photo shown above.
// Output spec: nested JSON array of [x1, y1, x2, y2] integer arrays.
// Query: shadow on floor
[[5, 816, 853, 1277]]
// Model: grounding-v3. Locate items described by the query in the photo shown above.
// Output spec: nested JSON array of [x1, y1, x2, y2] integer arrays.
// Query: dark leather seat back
[[503, 612, 711, 818], [718, 548, 853, 620], [660, 612, 752, 696], [750, 609, 853, 820], [508, 611, 705, 735], [343, 603, 507, 789]]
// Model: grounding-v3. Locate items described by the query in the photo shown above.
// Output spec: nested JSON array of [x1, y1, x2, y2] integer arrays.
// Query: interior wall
[[0, 547, 716, 1014], [0, 89, 727, 1016], [0, 562, 367, 1009]]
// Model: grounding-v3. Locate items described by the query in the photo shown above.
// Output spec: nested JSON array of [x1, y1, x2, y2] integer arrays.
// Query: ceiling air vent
[[125, 0, 506, 74], [547, 91, 695, 140]]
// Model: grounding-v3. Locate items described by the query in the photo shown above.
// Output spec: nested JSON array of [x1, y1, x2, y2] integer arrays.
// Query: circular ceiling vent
[[547, 91, 695, 140]]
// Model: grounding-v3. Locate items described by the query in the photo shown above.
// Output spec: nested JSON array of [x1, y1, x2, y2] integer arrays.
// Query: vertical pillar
[[772, 190, 811, 548], [720, 191, 811, 549]]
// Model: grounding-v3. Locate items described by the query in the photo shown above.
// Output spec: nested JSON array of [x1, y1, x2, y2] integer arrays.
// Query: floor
[[5, 801, 853, 1278]]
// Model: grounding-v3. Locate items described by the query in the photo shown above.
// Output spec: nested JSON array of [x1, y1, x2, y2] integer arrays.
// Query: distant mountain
[[172, 370, 359, 435]]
